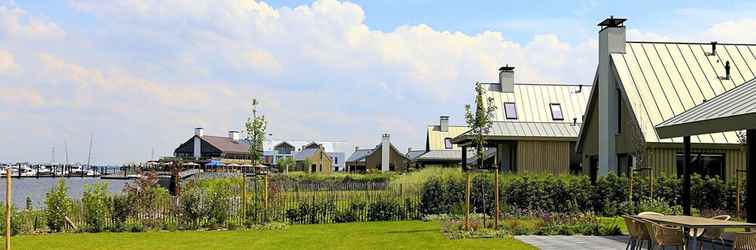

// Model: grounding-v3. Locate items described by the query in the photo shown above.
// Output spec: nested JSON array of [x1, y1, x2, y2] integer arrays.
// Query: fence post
[[464, 172, 471, 231], [6, 167, 12, 250]]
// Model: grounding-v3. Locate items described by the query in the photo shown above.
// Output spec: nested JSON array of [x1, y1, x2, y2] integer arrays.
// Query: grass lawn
[[10, 221, 536, 250]]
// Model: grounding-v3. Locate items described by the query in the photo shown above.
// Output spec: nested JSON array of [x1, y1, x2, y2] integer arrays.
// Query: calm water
[[0, 178, 131, 208]]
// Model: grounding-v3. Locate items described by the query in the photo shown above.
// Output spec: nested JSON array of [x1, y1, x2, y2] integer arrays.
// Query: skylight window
[[550, 103, 564, 120], [444, 138, 453, 149], [504, 102, 517, 120]]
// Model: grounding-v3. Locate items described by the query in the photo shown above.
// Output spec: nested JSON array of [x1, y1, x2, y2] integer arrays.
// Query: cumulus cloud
[[0, 5, 65, 40], [9, 0, 756, 164], [0, 49, 18, 74]]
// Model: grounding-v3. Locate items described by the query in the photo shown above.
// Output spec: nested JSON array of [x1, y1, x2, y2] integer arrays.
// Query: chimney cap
[[597, 16, 626, 27], [440, 115, 449, 119], [499, 65, 515, 71]]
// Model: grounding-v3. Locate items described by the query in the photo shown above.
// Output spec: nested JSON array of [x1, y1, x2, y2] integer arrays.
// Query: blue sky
[[2, 0, 756, 164]]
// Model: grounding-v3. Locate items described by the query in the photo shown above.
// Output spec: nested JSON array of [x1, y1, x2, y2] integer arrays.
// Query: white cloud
[[0, 49, 18, 74], [0, 5, 65, 40]]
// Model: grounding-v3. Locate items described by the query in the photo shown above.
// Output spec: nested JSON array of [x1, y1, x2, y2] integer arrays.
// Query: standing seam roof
[[611, 42, 756, 144]]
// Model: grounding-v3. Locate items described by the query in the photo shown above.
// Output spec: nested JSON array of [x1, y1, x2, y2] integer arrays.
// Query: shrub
[[335, 200, 365, 223], [111, 195, 131, 232], [368, 199, 401, 221], [45, 179, 72, 232], [82, 182, 110, 232], [286, 199, 336, 224], [637, 197, 682, 215], [179, 182, 210, 229]]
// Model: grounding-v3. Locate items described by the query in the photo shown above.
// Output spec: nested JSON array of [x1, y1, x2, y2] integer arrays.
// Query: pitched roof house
[[410, 116, 468, 168], [293, 146, 333, 173], [346, 134, 410, 173], [174, 128, 250, 160], [576, 17, 752, 180], [453, 67, 591, 174]]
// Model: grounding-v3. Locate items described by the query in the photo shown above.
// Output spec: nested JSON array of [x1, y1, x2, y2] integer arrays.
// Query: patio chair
[[732, 232, 756, 250], [689, 215, 730, 250], [624, 216, 651, 250], [641, 218, 686, 250]]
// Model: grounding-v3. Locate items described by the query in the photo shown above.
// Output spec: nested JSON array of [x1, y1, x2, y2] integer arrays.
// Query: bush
[[179, 182, 210, 229], [335, 200, 365, 223], [45, 179, 72, 232], [637, 197, 682, 215], [111, 195, 131, 232], [368, 199, 401, 221], [82, 182, 110, 232], [286, 199, 336, 224]]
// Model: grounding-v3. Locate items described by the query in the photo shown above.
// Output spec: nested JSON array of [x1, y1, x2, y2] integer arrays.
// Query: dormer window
[[504, 102, 517, 120], [444, 138, 453, 149], [550, 103, 564, 120]]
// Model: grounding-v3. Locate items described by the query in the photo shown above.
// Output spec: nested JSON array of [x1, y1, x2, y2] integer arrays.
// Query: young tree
[[464, 82, 497, 169], [277, 157, 295, 174], [245, 99, 267, 165], [462, 82, 497, 230]]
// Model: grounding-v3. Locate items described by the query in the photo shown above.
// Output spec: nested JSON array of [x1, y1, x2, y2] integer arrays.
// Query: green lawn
[[10, 221, 535, 250]]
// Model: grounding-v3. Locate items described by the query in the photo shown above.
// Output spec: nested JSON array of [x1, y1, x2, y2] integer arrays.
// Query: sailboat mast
[[87, 134, 93, 167]]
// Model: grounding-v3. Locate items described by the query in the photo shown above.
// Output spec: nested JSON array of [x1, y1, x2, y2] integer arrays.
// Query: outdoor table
[[637, 214, 756, 246]]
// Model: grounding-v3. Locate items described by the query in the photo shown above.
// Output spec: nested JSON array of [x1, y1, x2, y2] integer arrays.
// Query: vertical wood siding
[[516, 141, 570, 174], [646, 146, 746, 180]]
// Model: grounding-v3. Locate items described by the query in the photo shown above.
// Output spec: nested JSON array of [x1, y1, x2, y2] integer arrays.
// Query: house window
[[504, 102, 517, 120], [549, 103, 564, 120], [675, 153, 725, 178], [444, 138, 453, 149]]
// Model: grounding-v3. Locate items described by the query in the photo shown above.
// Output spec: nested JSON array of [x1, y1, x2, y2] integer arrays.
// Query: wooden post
[[241, 169, 246, 223], [747, 129, 756, 222], [682, 136, 691, 216], [464, 172, 471, 231], [6, 167, 11, 250], [495, 167, 500, 229]]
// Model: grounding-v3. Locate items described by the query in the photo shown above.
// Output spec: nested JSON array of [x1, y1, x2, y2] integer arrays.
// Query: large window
[[550, 103, 564, 120], [676, 153, 725, 178], [504, 102, 518, 120], [444, 138, 453, 149]]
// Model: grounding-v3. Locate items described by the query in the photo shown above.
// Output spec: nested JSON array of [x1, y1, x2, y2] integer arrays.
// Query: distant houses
[[408, 116, 467, 168], [346, 134, 410, 173], [452, 66, 591, 174], [173, 128, 346, 172]]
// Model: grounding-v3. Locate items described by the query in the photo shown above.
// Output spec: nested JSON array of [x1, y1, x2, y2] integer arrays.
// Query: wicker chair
[[733, 232, 756, 250], [641, 218, 685, 250], [638, 211, 664, 216], [689, 215, 730, 250], [624, 216, 652, 250]]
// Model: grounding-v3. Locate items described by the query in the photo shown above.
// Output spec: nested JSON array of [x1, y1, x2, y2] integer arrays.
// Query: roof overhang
[[656, 113, 756, 139]]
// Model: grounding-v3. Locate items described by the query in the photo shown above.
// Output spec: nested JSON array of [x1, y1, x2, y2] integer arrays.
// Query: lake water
[[0, 178, 131, 208]]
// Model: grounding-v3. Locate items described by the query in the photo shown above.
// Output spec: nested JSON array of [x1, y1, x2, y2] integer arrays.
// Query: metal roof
[[426, 125, 468, 150], [406, 150, 427, 160], [346, 149, 373, 162], [202, 136, 250, 154], [455, 121, 581, 142], [263, 140, 344, 152], [416, 150, 462, 161], [483, 83, 591, 124], [656, 77, 756, 138], [610, 41, 756, 143], [293, 148, 320, 161]]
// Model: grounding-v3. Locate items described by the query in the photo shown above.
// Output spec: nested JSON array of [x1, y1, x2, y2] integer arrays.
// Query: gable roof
[[416, 150, 462, 161], [406, 150, 427, 161], [294, 148, 320, 161], [656, 77, 756, 138], [201, 136, 250, 154], [426, 125, 468, 150], [347, 149, 373, 162], [609, 41, 756, 144], [483, 83, 592, 123], [456, 121, 581, 142]]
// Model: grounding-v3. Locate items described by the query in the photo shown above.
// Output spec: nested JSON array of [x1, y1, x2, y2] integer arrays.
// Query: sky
[[3, 0, 756, 165]]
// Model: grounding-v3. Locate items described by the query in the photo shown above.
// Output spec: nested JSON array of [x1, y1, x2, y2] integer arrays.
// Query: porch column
[[748, 129, 756, 222], [461, 146, 467, 171], [682, 136, 691, 216]]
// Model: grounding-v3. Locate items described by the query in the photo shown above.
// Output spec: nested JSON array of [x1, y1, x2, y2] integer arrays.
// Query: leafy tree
[[464, 82, 497, 169], [245, 99, 267, 165], [82, 182, 110, 232], [277, 156, 295, 174], [45, 179, 72, 232]]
